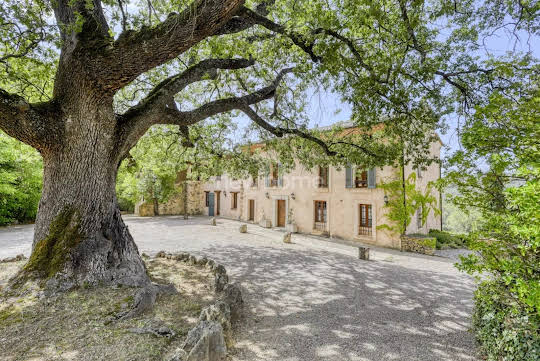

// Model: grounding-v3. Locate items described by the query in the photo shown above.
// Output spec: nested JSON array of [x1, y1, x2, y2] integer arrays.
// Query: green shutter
[[367, 168, 376, 188], [345, 166, 353, 188]]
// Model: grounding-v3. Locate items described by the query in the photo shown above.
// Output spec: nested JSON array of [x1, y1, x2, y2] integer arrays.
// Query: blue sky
[[291, 31, 540, 161]]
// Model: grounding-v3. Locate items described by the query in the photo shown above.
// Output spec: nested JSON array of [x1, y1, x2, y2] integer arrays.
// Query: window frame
[[231, 192, 238, 209], [314, 200, 327, 223], [355, 168, 368, 188], [205, 191, 210, 207], [318, 166, 329, 188], [358, 204, 373, 236]]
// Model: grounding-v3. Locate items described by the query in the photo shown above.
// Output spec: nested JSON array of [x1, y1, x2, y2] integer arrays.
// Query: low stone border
[[0, 254, 26, 263], [400, 235, 436, 255], [153, 251, 243, 361]]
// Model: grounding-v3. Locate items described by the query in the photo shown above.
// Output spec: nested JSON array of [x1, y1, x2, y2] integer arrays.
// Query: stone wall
[[400, 235, 436, 255], [135, 181, 204, 217], [154, 251, 243, 361]]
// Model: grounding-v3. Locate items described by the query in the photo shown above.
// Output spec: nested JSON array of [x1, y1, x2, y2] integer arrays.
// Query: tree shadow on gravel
[[199, 244, 478, 361]]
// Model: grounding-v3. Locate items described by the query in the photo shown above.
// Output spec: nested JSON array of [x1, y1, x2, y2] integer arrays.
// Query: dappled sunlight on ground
[[0, 215, 478, 360]]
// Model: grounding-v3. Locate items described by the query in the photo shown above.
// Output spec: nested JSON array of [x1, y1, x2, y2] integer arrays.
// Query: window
[[318, 166, 329, 188], [417, 166, 423, 179], [270, 163, 279, 187], [314, 200, 327, 225], [417, 207, 423, 229], [251, 174, 258, 187], [205, 192, 210, 207], [216, 175, 221, 181], [355, 168, 368, 188], [231, 192, 238, 209], [358, 204, 372, 236]]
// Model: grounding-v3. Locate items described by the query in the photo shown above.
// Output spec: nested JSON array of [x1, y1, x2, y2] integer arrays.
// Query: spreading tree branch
[[159, 68, 293, 126], [103, 0, 246, 91], [0, 89, 60, 151], [116, 58, 256, 156]]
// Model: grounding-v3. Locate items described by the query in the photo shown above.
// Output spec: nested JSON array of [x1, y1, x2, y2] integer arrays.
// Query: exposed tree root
[[117, 282, 177, 320]]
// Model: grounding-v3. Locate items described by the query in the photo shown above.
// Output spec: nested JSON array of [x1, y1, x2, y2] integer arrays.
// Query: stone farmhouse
[[201, 130, 442, 249], [134, 124, 442, 249]]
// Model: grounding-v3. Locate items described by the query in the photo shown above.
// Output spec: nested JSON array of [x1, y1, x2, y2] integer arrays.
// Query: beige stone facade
[[135, 180, 204, 217], [202, 140, 442, 249]]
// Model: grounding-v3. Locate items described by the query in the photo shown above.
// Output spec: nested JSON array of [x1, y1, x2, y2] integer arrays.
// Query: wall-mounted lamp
[[223, 191, 227, 197], [384, 195, 389, 205], [265, 192, 270, 199], [290, 192, 296, 200]]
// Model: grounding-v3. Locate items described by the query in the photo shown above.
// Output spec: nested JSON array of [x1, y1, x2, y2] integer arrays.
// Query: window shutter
[[265, 174, 269, 187], [345, 166, 353, 188], [367, 168, 376, 188], [278, 163, 283, 187]]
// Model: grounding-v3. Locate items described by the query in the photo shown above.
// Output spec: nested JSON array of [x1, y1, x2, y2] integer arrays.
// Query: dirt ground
[[0, 258, 216, 361]]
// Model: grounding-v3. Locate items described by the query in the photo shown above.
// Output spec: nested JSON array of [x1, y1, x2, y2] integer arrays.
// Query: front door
[[249, 200, 255, 221], [215, 191, 220, 216], [277, 199, 286, 227], [208, 193, 214, 216]]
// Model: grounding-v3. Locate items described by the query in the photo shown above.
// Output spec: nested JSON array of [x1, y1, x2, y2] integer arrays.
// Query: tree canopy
[[2, 0, 537, 170]]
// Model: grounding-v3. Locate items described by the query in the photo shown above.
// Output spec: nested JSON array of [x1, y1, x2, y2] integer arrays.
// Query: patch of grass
[[0, 258, 216, 361]]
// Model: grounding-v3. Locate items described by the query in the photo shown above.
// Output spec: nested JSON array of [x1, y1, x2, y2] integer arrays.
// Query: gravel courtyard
[[0, 215, 478, 360]]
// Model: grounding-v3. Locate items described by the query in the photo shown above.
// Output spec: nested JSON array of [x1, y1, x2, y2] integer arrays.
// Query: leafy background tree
[[446, 83, 540, 359], [0, 132, 42, 226]]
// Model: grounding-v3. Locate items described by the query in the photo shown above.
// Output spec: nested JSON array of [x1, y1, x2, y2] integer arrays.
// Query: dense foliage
[[0, 132, 42, 226], [447, 85, 540, 359], [117, 121, 235, 211]]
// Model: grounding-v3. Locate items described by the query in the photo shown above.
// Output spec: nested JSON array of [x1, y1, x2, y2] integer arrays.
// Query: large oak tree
[[0, 0, 536, 290]]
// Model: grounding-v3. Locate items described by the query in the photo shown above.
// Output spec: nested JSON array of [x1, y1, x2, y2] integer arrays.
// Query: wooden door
[[277, 200, 286, 227], [215, 191, 220, 216], [249, 200, 255, 221]]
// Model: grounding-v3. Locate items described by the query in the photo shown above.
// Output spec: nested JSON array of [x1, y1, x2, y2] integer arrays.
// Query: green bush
[[472, 281, 540, 361], [0, 133, 43, 226], [428, 229, 469, 249]]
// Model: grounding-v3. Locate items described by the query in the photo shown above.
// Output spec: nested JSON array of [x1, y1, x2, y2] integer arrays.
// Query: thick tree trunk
[[17, 93, 149, 290]]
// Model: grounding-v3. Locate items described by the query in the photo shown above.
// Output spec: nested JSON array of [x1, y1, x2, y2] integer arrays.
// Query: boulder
[[238, 224, 247, 233], [199, 301, 231, 332], [183, 321, 227, 361], [358, 247, 370, 261], [155, 250, 167, 258], [210, 217, 217, 226], [214, 272, 229, 292], [283, 232, 292, 244], [221, 283, 243, 323]]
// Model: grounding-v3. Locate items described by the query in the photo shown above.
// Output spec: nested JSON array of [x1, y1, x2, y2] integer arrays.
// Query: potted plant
[[286, 208, 298, 233], [259, 210, 272, 228]]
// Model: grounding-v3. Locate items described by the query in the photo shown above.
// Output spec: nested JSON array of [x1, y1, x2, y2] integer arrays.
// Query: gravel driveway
[[0, 215, 478, 360]]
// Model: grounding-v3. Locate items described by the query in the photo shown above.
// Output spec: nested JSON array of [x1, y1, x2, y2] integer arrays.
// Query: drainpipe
[[439, 161, 443, 231], [401, 147, 407, 236]]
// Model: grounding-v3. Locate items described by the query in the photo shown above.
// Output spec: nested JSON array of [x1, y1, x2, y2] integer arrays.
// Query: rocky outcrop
[[154, 251, 243, 361]]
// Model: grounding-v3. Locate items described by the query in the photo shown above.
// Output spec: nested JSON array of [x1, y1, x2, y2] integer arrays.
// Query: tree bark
[[17, 94, 149, 290]]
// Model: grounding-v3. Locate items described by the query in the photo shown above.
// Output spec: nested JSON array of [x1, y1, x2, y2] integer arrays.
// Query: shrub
[[472, 281, 540, 361], [428, 229, 469, 249]]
